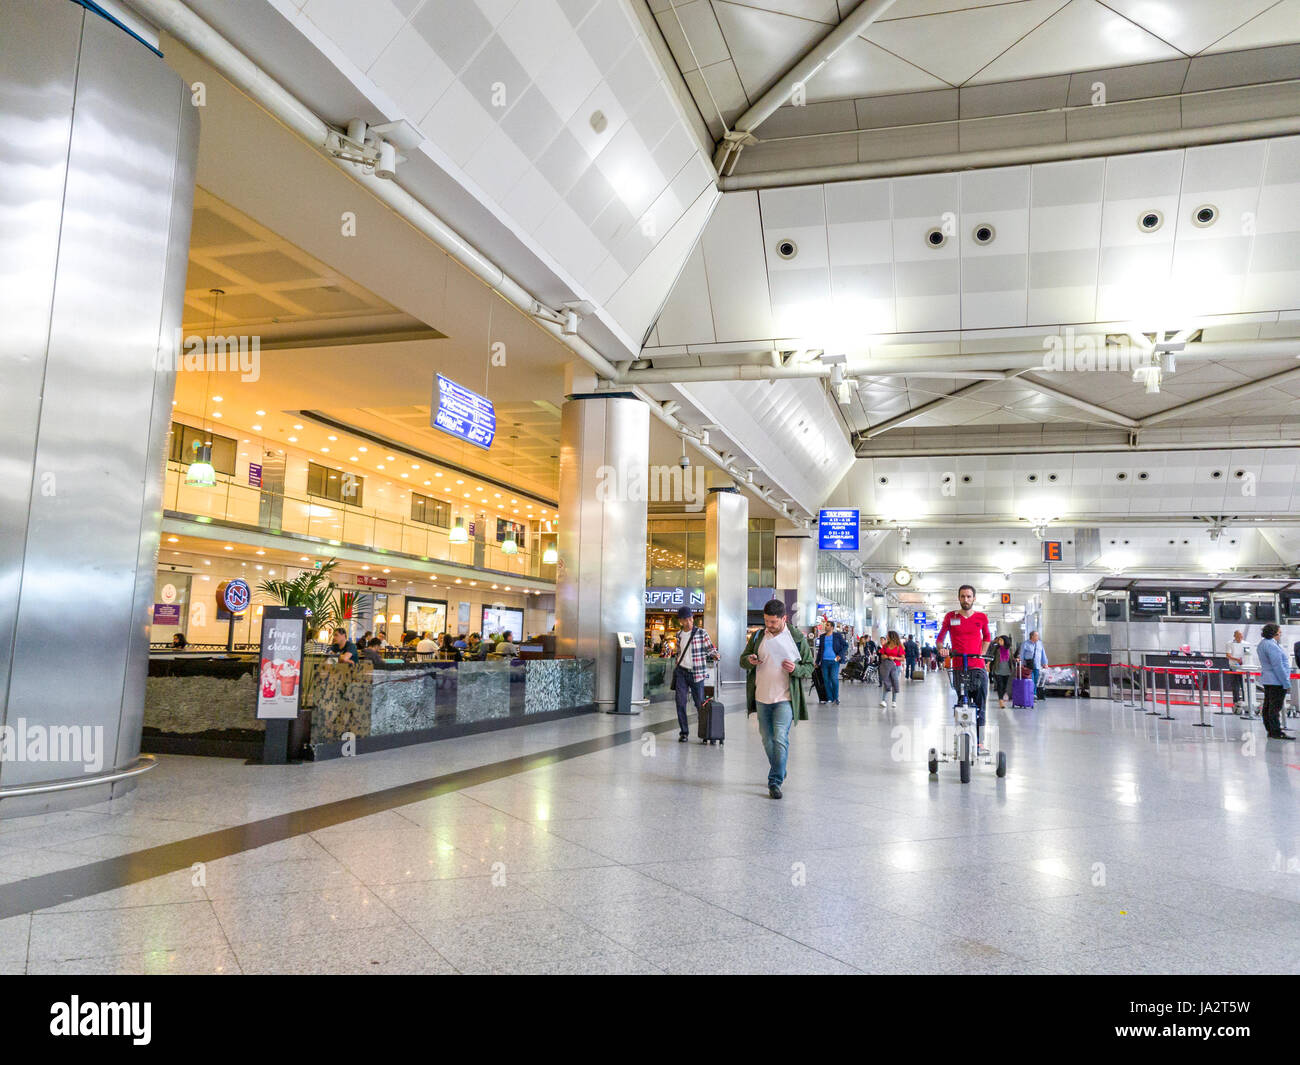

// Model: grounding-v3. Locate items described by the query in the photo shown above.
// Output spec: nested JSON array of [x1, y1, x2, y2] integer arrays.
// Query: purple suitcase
[[1012, 677, 1035, 709]]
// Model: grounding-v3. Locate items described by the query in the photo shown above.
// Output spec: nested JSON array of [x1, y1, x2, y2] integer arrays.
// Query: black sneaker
[[768, 785, 782, 799], [678, 733, 688, 742]]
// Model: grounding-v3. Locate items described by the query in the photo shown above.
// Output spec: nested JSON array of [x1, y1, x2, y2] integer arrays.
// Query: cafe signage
[[257, 606, 308, 721], [645, 587, 705, 609]]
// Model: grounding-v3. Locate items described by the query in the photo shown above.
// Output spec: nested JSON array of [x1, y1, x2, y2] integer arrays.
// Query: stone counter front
[[306, 659, 596, 757]]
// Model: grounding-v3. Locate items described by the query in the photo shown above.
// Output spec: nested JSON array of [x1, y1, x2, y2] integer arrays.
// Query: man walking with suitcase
[[740, 599, 815, 799], [671, 606, 717, 742]]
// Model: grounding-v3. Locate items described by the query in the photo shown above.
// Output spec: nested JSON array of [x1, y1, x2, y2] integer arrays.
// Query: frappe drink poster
[[257, 614, 305, 720]]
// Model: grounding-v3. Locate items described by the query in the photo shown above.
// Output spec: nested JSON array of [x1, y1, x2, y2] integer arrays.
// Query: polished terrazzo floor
[[0, 673, 1296, 975]]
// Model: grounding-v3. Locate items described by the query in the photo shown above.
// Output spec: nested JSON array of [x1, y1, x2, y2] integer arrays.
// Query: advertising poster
[[153, 604, 182, 625], [257, 606, 308, 721]]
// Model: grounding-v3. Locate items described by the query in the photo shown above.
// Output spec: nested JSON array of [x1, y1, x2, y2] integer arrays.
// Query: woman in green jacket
[[739, 599, 815, 799]]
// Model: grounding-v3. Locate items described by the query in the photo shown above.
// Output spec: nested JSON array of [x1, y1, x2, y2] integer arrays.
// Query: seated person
[[171, 632, 188, 649], [466, 632, 485, 659], [494, 630, 518, 657], [415, 631, 437, 657], [362, 637, 386, 666], [438, 633, 462, 661]]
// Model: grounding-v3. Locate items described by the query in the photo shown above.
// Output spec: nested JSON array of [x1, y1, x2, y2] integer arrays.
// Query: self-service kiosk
[[610, 632, 638, 715]]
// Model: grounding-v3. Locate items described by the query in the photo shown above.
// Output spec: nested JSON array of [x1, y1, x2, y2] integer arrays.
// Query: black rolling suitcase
[[811, 661, 828, 702], [698, 666, 724, 745]]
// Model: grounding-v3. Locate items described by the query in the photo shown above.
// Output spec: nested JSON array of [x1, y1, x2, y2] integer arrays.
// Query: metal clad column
[[704, 486, 748, 687], [556, 395, 649, 708], [775, 535, 818, 629], [0, 2, 198, 804]]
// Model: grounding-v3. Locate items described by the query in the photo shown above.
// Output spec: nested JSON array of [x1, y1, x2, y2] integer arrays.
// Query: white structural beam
[[713, 0, 899, 172], [861, 374, 1017, 439], [1016, 374, 1140, 429], [615, 339, 1300, 383], [721, 115, 1300, 189], [1138, 365, 1300, 428]]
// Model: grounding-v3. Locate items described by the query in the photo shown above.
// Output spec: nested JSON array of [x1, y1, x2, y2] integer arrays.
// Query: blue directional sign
[[432, 373, 496, 451], [818, 508, 859, 551], [913, 611, 927, 625]]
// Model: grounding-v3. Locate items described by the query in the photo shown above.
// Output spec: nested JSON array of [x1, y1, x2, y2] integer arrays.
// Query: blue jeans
[[673, 665, 703, 735], [1024, 663, 1040, 691], [756, 700, 793, 788], [820, 660, 840, 702]]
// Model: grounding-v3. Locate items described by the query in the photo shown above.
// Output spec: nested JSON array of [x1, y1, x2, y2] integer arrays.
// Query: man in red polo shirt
[[938, 584, 992, 753]]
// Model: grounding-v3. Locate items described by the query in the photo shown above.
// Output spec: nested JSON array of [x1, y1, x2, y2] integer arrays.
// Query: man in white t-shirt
[[1225, 630, 1246, 710], [739, 599, 814, 799], [415, 632, 437, 658]]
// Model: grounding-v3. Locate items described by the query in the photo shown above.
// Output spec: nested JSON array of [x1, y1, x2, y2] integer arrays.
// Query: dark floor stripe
[[0, 711, 686, 919]]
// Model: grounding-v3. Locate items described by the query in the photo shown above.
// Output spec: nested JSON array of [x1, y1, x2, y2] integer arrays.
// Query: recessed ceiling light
[[494, 493, 501, 498], [434, 472, 442, 478], [491, 584, 498, 590], [463, 493, 470, 498], [251, 425, 262, 431], [386, 456, 396, 462], [512, 509, 519, 514], [321, 447, 330, 453], [455, 578, 462, 584], [300, 556, 309, 561], [401, 473, 408, 479], [293, 424, 303, 430], [424, 480, 431, 486], [362, 565, 370, 570], [212, 412, 222, 418], [411, 464, 419, 470], [377, 464, 385, 470], [328, 435, 337, 441], [358, 447, 368, 453], [255, 410, 265, 416], [166, 536, 178, 543], [510, 499, 516, 504], [288, 436, 297, 443], [212, 396, 223, 402], [349, 456, 358, 462], [204, 560, 211, 565], [223, 545, 233, 551], [382, 569, 390, 574], [456, 479, 464, 485], [255, 549, 265, 556]]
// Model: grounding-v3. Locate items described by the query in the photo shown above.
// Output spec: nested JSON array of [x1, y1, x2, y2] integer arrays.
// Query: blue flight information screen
[[433, 374, 496, 450], [818, 508, 859, 551]]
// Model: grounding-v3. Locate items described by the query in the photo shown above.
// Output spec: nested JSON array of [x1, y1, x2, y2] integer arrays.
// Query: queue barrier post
[[1145, 666, 1159, 715], [1123, 651, 1139, 708], [1193, 668, 1212, 728], [1214, 667, 1232, 716], [1159, 668, 1176, 721]]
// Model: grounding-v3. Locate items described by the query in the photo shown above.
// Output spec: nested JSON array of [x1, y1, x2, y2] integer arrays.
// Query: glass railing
[[164, 464, 548, 579]]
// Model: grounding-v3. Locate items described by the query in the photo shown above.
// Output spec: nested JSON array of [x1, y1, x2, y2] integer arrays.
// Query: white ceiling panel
[[1102, 0, 1281, 56], [967, 0, 1184, 85], [711, 0, 830, 98], [865, 0, 1071, 87], [1203, 0, 1300, 53]]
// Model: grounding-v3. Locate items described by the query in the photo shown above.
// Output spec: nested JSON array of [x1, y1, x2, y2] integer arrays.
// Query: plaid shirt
[[674, 626, 718, 682]]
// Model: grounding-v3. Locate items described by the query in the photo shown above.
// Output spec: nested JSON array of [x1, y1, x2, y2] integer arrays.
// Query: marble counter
[[306, 658, 596, 758]]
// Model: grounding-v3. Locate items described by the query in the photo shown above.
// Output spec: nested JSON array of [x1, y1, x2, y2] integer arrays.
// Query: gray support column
[[704, 486, 748, 688], [556, 395, 649, 708], [776, 535, 818, 630], [0, 1, 198, 812]]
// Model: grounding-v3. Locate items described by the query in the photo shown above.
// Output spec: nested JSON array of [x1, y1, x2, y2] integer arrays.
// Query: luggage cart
[[928, 653, 1007, 782]]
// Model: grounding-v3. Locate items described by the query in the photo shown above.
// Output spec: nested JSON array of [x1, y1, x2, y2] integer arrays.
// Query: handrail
[[0, 756, 157, 799]]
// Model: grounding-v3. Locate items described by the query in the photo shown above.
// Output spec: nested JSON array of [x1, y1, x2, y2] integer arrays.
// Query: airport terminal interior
[[3, 0, 1300, 979]]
